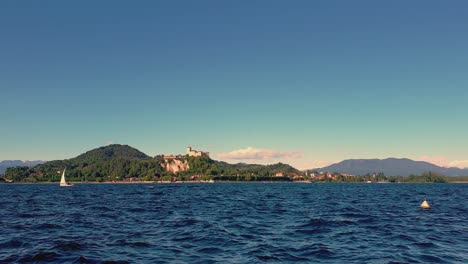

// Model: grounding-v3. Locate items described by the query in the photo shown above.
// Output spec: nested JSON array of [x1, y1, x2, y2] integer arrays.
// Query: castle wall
[[186, 147, 209, 158]]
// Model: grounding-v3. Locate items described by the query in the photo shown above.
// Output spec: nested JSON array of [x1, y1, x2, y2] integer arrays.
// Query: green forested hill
[[4, 145, 164, 182], [73, 144, 149, 162], [177, 157, 299, 181], [215, 161, 298, 176]]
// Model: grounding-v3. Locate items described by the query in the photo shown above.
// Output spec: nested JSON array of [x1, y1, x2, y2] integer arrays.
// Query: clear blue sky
[[1, 1, 467, 169]]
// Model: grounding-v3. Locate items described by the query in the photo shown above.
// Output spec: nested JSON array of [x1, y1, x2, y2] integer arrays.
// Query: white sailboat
[[60, 168, 73, 187]]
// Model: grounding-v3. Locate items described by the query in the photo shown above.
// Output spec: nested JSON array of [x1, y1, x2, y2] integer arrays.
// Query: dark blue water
[[0, 183, 467, 263]]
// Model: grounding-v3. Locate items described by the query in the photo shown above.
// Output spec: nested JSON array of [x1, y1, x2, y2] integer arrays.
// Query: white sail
[[60, 168, 73, 187]]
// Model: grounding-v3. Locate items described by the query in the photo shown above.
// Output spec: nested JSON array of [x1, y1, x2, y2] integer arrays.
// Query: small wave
[[394, 244, 411, 250], [334, 219, 356, 226], [170, 248, 184, 254], [128, 241, 152, 247], [339, 211, 368, 219], [418, 254, 448, 263], [272, 207, 287, 214], [102, 260, 130, 264], [35, 223, 63, 229], [295, 228, 331, 235], [19, 251, 61, 262], [393, 233, 417, 242], [0, 238, 25, 248], [73, 256, 94, 263], [90, 205, 113, 212], [357, 217, 378, 224], [97, 213, 116, 219], [414, 241, 438, 248], [172, 234, 195, 242], [256, 254, 282, 261], [127, 207, 146, 213], [310, 248, 335, 259], [278, 253, 311, 262], [240, 234, 256, 239], [294, 218, 343, 234], [17, 213, 35, 218], [7, 223, 31, 231], [53, 241, 84, 251], [172, 218, 199, 227], [297, 218, 329, 228], [197, 247, 223, 254]]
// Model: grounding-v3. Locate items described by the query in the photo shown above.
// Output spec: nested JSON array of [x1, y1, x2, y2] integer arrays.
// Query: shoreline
[[2, 180, 467, 184]]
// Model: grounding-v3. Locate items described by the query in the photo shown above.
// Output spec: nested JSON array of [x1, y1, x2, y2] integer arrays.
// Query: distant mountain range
[[317, 158, 468, 176], [0, 160, 45, 174]]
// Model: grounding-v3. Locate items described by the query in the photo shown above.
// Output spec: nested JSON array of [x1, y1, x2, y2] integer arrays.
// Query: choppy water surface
[[0, 183, 467, 263]]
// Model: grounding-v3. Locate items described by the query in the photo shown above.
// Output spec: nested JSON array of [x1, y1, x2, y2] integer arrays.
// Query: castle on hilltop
[[186, 146, 210, 158], [163, 147, 210, 160]]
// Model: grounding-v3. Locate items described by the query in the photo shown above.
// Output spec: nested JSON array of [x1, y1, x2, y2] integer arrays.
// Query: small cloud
[[104, 141, 113, 146], [419, 156, 468, 169], [216, 147, 303, 161], [418, 156, 449, 167], [448, 160, 468, 169]]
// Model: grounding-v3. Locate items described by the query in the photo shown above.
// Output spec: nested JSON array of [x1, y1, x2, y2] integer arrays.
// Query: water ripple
[[0, 183, 467, 263]]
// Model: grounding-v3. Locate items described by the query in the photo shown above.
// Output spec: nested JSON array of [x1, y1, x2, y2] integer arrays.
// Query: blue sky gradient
[[1, 1, 467, 169]]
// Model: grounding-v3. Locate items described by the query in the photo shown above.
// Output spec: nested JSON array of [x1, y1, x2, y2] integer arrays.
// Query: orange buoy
[[420, 199, 431, 209]]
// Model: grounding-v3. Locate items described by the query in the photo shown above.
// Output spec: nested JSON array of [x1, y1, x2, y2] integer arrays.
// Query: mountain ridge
[[0, 160, 45, 174], [317, 158, 468, 176]]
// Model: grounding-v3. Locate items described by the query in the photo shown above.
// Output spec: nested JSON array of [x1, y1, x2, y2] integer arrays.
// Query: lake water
[[0, 183, 467, 263]]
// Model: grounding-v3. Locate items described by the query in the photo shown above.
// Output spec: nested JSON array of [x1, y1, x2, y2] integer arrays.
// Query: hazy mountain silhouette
[[317, 158, 468, 176], [0, 160, 45, 174]]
